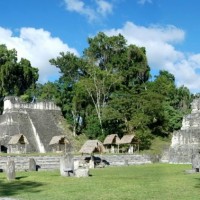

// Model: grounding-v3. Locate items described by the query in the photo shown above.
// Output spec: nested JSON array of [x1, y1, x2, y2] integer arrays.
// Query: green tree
[[50, 33, 150, 138], [0, 44, 38, 96], [50, 53, 88, 136], [150, 70, 192, 134], [82, 33, 150, 135], [49, 33, 192, 150]]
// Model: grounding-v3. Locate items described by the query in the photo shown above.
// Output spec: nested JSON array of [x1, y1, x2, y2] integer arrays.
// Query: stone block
[[124, 159, 129, 166], [60, 154, 74, 177], [74, 168, 89, 178], [6, 159, 15, 181], [89, 159, 94, 169], [29, 158, 37, 171], [74, 160, 79, 170]]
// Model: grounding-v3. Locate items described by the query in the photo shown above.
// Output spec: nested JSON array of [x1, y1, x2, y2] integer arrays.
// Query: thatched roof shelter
[[8, 134, 29, 145], [103, 134, 120, 145], [49, 135, 69, 145], [79, 140, 105, 154], [119, 135, 137, 144]]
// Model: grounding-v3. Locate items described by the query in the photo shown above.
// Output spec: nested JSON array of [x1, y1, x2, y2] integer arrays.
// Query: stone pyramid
[[169, 98, 200, 163], [0, 96, 70, 153]]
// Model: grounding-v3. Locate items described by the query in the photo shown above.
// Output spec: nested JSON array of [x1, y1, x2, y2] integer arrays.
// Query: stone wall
[[3, 96, 60, 113], [0, 154, 152, 171], [101, 154, 152, 166]]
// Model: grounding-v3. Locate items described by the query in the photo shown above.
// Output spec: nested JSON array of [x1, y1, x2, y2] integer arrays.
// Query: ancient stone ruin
[[169, 98, 200, 164], [6, 159, 15, 181], [191, 151, 200, 172], [0, 96, 70, 153], [60, 154, 89, 178]]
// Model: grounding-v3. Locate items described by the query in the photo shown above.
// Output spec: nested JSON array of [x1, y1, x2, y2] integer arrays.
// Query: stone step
[[0, 156, 61, 171], [0, 154, 152, 171]]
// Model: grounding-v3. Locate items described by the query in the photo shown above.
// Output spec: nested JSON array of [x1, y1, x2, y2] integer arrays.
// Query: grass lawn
[[0, 164, 200, 200]]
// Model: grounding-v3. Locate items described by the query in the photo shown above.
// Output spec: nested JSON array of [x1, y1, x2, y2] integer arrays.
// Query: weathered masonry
[[169, 98, 200, 163], [0, 96, 69, 153]]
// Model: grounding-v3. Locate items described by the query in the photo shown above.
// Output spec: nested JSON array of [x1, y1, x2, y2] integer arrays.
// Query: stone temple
[[0, 96, 70, 153], [169, 98, 200, 164]]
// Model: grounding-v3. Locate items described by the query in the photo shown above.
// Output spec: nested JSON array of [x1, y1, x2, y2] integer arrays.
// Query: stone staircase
[[0, 154, 153, 172], [0, 156, 61, 171]]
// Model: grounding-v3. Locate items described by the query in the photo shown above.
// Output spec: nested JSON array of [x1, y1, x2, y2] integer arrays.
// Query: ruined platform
[[169, 98, 200, 163], [0, 96, 70, 153]]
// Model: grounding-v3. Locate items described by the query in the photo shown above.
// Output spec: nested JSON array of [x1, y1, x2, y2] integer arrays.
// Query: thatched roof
[[103, 134, 120, 145], [8, 134, 29, 145], [79, 140, 105, 154], [49, 135, 69, 145], [119, 135, 137, 144]]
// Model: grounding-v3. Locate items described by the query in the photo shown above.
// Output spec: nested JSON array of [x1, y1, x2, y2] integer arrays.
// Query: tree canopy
[[0, 44, 38, 97], [0, 33, 192, 150], [48, 32, 192, 148]]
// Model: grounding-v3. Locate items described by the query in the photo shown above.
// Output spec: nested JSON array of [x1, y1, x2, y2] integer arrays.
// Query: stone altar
[[60, 154, 74, 177]]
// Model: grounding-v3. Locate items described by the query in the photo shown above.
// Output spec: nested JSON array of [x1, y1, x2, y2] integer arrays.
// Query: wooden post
[[25, 144, 27, 154]]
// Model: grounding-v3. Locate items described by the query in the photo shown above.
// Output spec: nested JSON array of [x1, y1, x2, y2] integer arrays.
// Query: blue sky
[[0, 0, 200, 93]]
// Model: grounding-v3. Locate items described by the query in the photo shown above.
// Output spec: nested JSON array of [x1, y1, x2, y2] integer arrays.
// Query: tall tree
[[150, 70, 192, 134], [82, 33, 150, 134], [49, 33, 192, 149], [50, 33, 150, 137], [0, 44, 38, 96], [50, 53, 87, 136]]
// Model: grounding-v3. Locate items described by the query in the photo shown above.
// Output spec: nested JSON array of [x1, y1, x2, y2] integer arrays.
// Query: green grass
[[0, 164, 200, 200], [142, 136, 171, 156]]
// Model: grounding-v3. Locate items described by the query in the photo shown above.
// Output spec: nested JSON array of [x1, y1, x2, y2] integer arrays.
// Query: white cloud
[[138, 0, 152, 5], [169, 59, 200, 91], [64, 0, 84, 11], [104, 22, 200, 93], [96, 0, 113, 17], [0, 27, 78, 83], [64, 0, 96, 21], [64, 0, 113, 22]]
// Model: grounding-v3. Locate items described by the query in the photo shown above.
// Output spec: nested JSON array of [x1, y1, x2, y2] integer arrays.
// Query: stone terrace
[[0, 154, 152, 171]]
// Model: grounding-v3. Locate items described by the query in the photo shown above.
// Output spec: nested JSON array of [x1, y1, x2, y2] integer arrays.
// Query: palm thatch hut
[[79, 140, 105, 168], [49, 135, 70, 153], [79, 140, 105, 154], [103, 134, 120, 153], [8, 134, 29, 153], [119, 135, 139, 153]]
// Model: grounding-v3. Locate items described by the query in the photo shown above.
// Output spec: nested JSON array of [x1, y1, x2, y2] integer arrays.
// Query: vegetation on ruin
[[0, 33, 194, 150], [0, 164, 199, 200]]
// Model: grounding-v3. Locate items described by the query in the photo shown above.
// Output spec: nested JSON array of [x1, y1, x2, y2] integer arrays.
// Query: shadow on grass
[[15, 176, 28, 180], [194, 178, 200, 188], [0, 177, 45, 197]]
